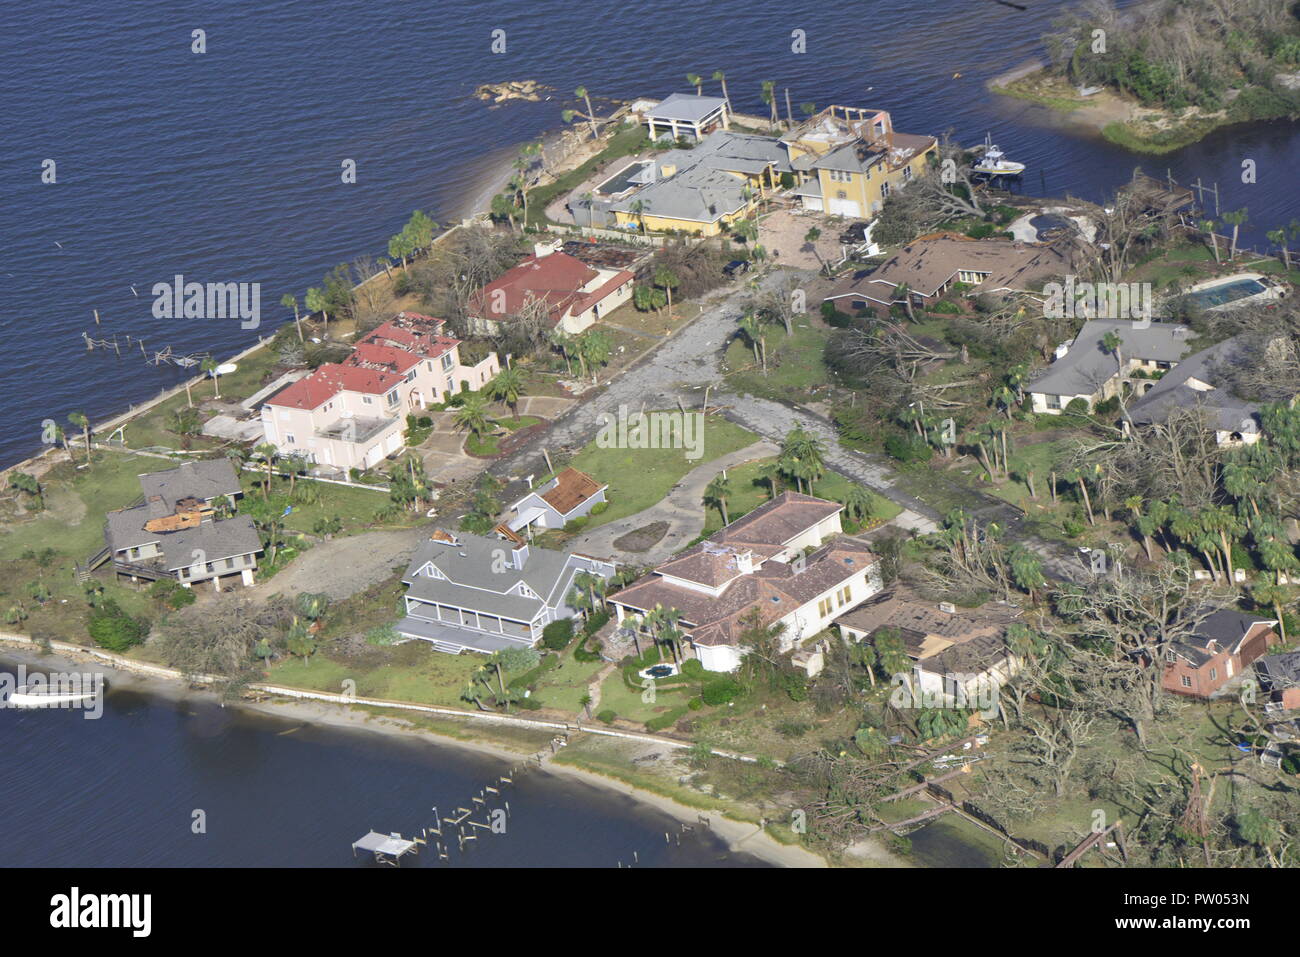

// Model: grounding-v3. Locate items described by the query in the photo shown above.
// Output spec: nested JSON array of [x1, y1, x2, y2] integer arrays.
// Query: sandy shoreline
[[0, 643, 827, 868]]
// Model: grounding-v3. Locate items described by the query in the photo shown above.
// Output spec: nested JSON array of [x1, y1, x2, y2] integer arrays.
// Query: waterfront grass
[[0, 451, 177, 562], [527, 125, 652, 229], [564, 415, 761, 527]]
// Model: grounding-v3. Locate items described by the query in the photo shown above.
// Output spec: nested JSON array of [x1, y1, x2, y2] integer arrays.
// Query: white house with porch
[[395, 529, 616, 655]]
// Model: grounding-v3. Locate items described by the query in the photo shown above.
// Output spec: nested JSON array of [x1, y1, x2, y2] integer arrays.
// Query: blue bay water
[[1, 0, 1297, 467]]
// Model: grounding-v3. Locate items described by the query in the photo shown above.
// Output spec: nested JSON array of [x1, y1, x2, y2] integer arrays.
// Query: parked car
[[723, 259, 752, 279]]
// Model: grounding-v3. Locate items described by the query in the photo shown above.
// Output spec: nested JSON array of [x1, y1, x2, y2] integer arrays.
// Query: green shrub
[[687, 696, 704, 711], [701, 677, 742, 706], [589, 501, 609, 516], [582, 609, 611, 637], [541, 618, 576, 651], [87, 599, 149, 653], [884, 433, 933, 464], [680, 658, 705, 677], [596, 709, 617, 724]]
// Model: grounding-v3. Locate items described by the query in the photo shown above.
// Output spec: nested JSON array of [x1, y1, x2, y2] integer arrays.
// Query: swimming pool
[[1185, 276, 1270, 310]]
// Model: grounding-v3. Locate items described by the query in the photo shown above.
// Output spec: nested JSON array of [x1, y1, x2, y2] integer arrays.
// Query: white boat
[[972, 134, 1026, 176], [8, 683, 99, 708]]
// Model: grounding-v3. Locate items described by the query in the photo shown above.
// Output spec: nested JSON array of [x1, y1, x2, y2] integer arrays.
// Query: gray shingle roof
[[138, 459, 241, 509], [402, 531, 611, 621], [1127, 335, 1262, 434], [157, 516, 262, 570], [610, 162, 747, 224], [646, 93, 728, 124], [1029, 320, 1194, 398]]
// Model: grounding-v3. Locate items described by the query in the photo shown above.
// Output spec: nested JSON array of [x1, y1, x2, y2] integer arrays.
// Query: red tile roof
[[266, 362, 402, 410], [470, 252, 599, 323]]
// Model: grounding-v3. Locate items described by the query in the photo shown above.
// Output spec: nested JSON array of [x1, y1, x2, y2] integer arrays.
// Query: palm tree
[[304, 286, 328, 327], [201, 357, 221, 398], [453, 393, 494, 442], [803, 226, 827, 274], [686, 73, 702, 95], [486, 367, 526, 421], [1268, 227, 1292, 271], [1199, 219, 1220, 263], [712, 70, 730, 107], [1221, 208, 1249, 259], [738, 313, 767, 372], [574, 86, 598, 140], [704, 473, 732, 525], [280, 293, 303, 341], [653, 266, 679, 321], [1200, 505, 1244, 584], [780, 427, 826, 494], [757, 461, 782, 499], [760, 80, 778, 130], [841, 484, 874, 525], [68, 411, 92, 468], [1101, 330, 1131, 424], [253, 442, 278, 499]]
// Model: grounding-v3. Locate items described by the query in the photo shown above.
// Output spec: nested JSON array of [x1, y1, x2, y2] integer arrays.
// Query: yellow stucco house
[[782, 105, 937, 219]]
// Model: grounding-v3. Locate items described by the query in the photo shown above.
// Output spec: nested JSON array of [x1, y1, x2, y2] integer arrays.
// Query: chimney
[[513, 543, 530, 570]]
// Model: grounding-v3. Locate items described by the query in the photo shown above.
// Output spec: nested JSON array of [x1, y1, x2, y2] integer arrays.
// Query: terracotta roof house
[[505, 468, 608, 538], [824, 237, 1076, 313], [836, 587, 1023, 708], [1163, 607, 1279, 699], [102, 459, 261, 592], [395, 529, 616, 655], [1028, 320, 1194, 415], [466, 245, 634, 336], [1126, 335, 1266, 446], [607, 492, 882, 672], [259, 311, 499, 472]]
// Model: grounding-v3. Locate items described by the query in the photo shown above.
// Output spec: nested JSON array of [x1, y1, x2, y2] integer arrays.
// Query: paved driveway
[[565, 440, 780, 564]]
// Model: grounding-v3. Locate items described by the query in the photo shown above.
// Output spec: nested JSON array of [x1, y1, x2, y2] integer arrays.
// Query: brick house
[[1163, 608, 1280, 698]]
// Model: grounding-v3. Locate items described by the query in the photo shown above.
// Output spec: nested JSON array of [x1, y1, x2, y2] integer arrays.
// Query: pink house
[[259, 313, 499, 471]]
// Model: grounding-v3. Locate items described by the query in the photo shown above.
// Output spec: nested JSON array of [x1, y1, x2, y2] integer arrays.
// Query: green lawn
[[700, 458, 901, 536], [120, 345, 284, 451], [564, 414, 762, 527], [465, 416, 542, 456], [0, 451, 178, 562], [266, 642, 533, 707], [249, 472, 400, 535], [725, 320, 835, 398]]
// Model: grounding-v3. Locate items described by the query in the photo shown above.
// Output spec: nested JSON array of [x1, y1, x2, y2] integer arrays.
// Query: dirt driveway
[[759, 208, 852, 271]]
